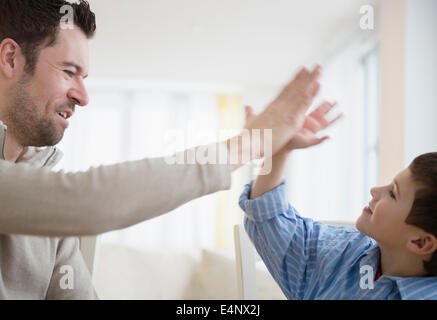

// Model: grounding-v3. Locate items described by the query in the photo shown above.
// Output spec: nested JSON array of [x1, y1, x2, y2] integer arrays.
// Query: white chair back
[[233, 220, 355, 299]]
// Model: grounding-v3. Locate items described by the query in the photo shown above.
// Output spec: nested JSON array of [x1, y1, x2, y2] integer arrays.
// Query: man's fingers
[[279, 65, 322, 102], [244, 105, 256, 122], [291, 65, 321, 88], [308, 81, 320, 100], [295, 65, 321, 82], [295, 67, 311, 81], [309, 65, 322, 80]]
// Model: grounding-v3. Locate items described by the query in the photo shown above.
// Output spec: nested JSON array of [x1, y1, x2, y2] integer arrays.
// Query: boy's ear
[[406, 233, 437, 255]]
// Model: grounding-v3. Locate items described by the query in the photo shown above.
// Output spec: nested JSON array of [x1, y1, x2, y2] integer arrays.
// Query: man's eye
[[64, 70, 74, 78], [389, 190, 396, 199]]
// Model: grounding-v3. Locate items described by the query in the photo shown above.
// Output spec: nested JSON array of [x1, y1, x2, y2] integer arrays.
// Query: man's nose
[[67, 79, 89, 107]]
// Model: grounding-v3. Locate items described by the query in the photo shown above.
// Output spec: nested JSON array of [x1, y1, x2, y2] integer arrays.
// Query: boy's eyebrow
[[394, 179, 401, 198], [61, 61, 88, 79]]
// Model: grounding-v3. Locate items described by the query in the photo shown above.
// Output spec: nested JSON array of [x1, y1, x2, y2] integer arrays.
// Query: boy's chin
[[355, 216, 370, 235]]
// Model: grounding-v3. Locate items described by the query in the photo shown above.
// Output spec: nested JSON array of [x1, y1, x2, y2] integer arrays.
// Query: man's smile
[[55, 111, 70, 128]]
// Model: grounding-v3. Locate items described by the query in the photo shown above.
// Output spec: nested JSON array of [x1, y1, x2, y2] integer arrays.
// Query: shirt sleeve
[[0, 142, 231, 236], [239, 179, 327, 299], [45, 237, 98, 300]]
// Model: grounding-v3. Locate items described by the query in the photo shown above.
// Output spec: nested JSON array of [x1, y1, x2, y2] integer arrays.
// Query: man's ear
[[0, 38, 25, 79], [406, 233, 437, 255]]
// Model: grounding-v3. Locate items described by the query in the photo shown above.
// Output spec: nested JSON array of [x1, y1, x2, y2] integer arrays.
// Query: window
[[283, 40, 380, 223], [55, 82, 229, 255]]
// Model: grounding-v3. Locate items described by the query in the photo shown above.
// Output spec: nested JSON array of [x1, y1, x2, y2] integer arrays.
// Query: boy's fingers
[[311, 101, 337, 118], [305, 135, 329, 148], [326, 101, 338, 113], [318, 101, 337, 114], [327, 113, 344, 127], [303, 116, 320, 133], [312, 136, 330, 147]]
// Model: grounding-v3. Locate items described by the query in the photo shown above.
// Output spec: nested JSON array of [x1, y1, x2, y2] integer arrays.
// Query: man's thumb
[[245, 105, 256, 121]]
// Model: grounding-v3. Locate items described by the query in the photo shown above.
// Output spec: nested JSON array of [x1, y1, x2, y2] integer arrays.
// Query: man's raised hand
[[243, 65, 322, 157]]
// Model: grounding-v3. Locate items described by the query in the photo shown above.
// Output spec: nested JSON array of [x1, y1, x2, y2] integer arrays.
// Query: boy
[[239, 104, 437, 299]]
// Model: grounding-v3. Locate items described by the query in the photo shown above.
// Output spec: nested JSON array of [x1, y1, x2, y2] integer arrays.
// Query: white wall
[[378, 0, 437, 182], [379, 0, 406, 184], [404, 0, 437, 165]]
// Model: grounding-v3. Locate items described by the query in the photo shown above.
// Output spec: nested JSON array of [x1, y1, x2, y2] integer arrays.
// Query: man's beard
[[5, 78, 64, 147]]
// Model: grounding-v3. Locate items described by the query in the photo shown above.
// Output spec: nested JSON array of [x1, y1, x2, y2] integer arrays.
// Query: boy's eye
[[389, 190, 396, 199]]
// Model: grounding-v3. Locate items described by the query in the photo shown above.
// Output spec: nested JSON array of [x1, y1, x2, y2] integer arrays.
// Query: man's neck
[[379, 244, 429, 278], [3, 133, 25, 163]]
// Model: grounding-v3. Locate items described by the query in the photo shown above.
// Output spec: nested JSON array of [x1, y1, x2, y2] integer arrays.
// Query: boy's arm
[[250, 149, 289, 199], [240, 102, 342, 299], [249, 101, 342, 199]]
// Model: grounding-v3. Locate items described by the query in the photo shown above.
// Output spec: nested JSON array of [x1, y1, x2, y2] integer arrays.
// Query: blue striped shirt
[[239, 180, 437, 300]]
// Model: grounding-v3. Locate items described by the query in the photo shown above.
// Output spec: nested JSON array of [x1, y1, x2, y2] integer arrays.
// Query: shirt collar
[[0, 120, 63, 169], [359, 241, 437, 299], [395, 276, 437, 299]]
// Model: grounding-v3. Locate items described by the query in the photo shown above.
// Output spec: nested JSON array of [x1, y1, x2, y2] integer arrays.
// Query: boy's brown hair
[[406, 152, 437, 275]]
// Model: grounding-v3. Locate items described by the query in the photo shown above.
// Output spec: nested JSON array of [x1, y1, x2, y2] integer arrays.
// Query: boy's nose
[[370, 187, 378, 199]]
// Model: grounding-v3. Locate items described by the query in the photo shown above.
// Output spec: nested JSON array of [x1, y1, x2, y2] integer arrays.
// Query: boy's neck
[[378, 244, 429, 278]]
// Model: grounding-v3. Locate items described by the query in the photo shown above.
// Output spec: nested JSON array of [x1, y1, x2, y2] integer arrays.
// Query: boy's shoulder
[[305, 219, 378, 261], [302, 217, 375, 245]]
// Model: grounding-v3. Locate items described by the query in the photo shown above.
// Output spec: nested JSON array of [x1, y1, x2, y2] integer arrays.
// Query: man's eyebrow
[[61, 61, 88, 79], [394, 179, 401, 198]]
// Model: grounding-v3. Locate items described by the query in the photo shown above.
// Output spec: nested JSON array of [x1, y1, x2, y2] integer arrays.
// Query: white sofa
[[92, 243, 285, 300]]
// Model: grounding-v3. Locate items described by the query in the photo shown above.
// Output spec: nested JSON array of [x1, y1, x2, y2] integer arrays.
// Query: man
[[0, 0, 324, 299]]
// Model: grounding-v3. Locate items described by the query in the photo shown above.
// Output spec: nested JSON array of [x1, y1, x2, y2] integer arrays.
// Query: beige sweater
[[0, 121, 232, 299]]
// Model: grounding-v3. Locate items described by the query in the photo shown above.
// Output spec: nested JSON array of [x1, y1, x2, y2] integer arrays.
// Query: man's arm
[[0, 66, 322, 237], [0, 142, 231, 236]]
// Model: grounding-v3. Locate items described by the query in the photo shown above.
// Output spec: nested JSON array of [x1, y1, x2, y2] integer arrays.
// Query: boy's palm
[[245, 101, 343, 152], [285, 101, 342, 150]]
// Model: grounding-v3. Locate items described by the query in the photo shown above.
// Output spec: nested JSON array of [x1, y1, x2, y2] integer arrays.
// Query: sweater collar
[[0, 120, 63, 169]]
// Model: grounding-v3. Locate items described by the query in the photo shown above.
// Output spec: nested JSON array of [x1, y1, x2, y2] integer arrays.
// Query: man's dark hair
[[406, 152, 437, 276], [0, 0, 96, 74]]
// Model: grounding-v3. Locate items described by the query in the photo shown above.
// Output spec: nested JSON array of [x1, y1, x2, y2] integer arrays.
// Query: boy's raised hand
[[285, 101, 343, 151], [245, 101, 343, 153]]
